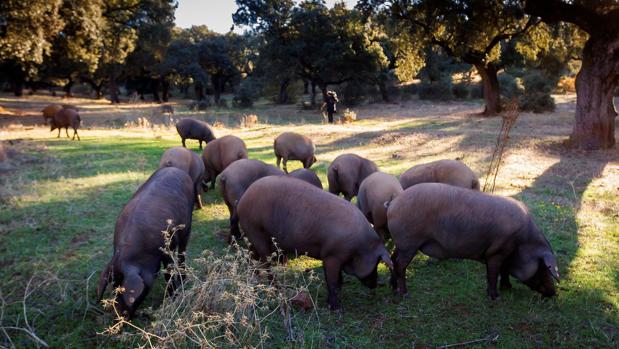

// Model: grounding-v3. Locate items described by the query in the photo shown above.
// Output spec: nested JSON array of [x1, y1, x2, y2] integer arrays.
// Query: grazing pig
[[43, 104, 79, 124], [273, 132, 316, 173], [159, 146, 206, 209], [218, 159, 284, 242], [288, 168, 323, 189], [238, 176, 393, 310], [387, 183, 560, 299], [96, 167, 194, 319], [176, 118, 216, 149], [327, 154, 378, 201], [41, 104, 63, 124], [50, 108, 81, 140], [202, 135, 248, 189], [357, 172, 403, 240], [399, 159, 479, 190]]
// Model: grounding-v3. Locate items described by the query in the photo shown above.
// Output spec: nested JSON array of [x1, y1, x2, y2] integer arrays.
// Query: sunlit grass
[[0, 96, 618, 347]]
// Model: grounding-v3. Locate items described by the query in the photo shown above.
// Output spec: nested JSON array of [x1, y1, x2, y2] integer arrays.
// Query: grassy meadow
[[0, 94, 618, 348]]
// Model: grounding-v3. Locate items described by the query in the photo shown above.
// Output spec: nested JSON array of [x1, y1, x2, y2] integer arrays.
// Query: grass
[[0, 94, 618, 348]]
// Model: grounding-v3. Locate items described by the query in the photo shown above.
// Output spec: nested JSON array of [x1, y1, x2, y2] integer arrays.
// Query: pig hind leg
[[282, 157, 289, 173], [390, 247, 418, 296], [228, 209, 241, 244]]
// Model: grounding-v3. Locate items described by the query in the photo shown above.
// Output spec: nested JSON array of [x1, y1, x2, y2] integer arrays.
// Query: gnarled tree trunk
[[310, 80, 317, 106], [571, 36, 618, 150], [64, 78, 74, 98], [475, 63, 501, 115], [277, 78, 290, 104], [109, 70, 120, 104]]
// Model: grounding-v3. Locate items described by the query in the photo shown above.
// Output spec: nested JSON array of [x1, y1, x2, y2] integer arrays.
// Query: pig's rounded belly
[[418, 240, 485, 260]]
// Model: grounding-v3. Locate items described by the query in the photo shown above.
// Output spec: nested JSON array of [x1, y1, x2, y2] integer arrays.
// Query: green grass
[[0, 117, 617, 348]]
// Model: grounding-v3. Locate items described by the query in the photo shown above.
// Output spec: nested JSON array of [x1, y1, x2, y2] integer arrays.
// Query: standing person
[[323, 91, 339, 123]]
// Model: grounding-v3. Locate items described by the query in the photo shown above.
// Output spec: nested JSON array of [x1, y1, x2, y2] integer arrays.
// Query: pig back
[[238, 176, 376, 259], [53, 108, 79, 127], [358, 172, 402, 224], [288, 168, 322, 188], [275, 132, 314, 158], [219, 159, 284, 206], [400, 159, 477, 190], [159, 147, 205, 186], [114, 167, 194, 256], [387, 183, 529, 256]]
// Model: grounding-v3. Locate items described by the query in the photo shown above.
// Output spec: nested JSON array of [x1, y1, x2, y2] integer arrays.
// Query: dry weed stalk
[[483, 99, 520, 193], [101, 224, 321, 348], [242, 114, 258, 128], [342, 109, 357, 124]]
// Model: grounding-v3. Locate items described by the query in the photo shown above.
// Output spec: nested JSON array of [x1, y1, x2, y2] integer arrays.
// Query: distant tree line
[[0, 0, 617, 149]]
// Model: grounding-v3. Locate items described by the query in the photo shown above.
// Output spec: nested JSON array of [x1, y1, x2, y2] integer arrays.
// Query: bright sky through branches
[[175, 0, 358, 33]]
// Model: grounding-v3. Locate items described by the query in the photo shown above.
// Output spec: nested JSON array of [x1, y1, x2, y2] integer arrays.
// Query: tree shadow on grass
[[511, 142, 618, 346], [0, 139, 231, 348]]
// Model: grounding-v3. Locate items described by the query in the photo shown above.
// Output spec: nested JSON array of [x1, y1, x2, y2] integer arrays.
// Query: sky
[[175, 0, 358, 33]]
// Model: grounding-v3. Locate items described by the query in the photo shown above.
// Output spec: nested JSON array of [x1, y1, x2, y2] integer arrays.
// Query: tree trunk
[[195, 82, 205, 101], [320, 84, 328, 103], [152, 78, 161, 103], [109, 70, 120, 104], [475, 63, 501, 115], [377, 75, 390, 102], [303, 79, 309, 94], [64, 79, 74, 98], [212, 75, 225, 106], [11, 74, 23, 97], [162, 79, 170, 102], [278, 78, 290, 104], [310, 81, 317, 106], [570, 37, 618, 150], [94, 86, 103, 99], [84, 78, 104, 99]]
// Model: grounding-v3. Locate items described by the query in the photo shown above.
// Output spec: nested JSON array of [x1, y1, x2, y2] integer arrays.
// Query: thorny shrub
[[101, 224, 322, 348]]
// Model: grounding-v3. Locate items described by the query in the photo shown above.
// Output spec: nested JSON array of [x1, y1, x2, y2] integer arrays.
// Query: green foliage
[[0, 0, 64, 74], [235, 0, 389, 103], [519, 70, 556, 113], [498, 72, 523, 99], [340, 79, 372, 106], [452, 83, 469, 99], [419, 78, 453, 101], [398, 82, 418, 97], [233, 78, 260, 108], [471, 82, 484, 99]]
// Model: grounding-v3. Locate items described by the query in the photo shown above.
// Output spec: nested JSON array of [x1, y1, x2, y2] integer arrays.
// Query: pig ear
[[542, 253, 560, 282], [121, 271, 145, 307]]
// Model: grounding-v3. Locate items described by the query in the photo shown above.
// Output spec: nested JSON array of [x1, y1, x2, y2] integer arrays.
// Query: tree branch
[[524, 0, 601, 35]]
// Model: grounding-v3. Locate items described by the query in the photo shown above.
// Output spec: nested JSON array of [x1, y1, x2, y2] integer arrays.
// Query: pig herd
[[96, 117, 560, 319]]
